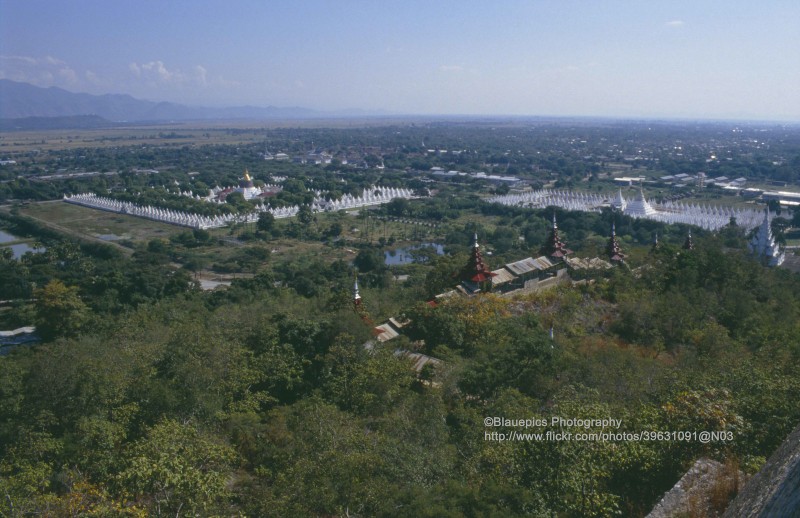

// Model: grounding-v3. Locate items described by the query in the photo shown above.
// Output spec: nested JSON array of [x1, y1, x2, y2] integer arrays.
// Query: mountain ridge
[[0, 79, 358, 122]]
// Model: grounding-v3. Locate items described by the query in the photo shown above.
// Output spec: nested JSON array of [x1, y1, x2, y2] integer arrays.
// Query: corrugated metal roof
[[531, 256, 555, 270], [401, 351, 443, 373], [491, 268, 516, 286], [505, 256, 554, 275], [389, 317, 410, 329], [373, 323, 399, 342], [505, 257, 539, 275], [567, 257, 612, 270]]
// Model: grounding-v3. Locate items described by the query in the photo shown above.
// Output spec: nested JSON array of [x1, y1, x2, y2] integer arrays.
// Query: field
[[0, 117, 435, 153], [15, 200, 182, 245]]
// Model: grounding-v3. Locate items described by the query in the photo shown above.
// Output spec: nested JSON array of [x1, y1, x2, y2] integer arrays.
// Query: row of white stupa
[[65, 193, 232, 229], [488, 188, 767, 232], [64, 186, 415, 230], [183, 186, 414, 213]]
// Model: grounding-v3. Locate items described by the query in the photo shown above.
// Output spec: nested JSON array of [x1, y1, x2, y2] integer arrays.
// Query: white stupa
[[749, 208, 785, 267], [611, 188, 627, 211], [624, 187, 657, 217]]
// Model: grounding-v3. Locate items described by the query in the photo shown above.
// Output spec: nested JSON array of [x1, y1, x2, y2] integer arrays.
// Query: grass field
[[0, 117, 438, 153], [17, 201, 183, 244]]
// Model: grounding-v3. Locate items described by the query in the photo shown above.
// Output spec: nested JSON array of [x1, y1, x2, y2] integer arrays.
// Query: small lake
[[3, 243, 44, 259], [0, 229, 19, 244], [0, 229, 45, 259], [385, 243, 445, 265]]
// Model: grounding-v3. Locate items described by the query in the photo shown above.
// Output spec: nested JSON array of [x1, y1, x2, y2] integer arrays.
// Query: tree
[[386, 197, 410, 217], [118, 419, 238, 516], [297, 205, 314, 226], [354, 248, 384, 273], [33, 280, 90, 340], [257, 211, 275, 233]]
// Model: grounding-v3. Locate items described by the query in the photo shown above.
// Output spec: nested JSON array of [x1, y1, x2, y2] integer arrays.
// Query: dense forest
[[1, 204, 799, 516], [1, 121, 799, 515]]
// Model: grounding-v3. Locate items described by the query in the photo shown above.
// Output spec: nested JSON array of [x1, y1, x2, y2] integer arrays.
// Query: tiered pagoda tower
[[607, 223, 626, 263], [682, 230, 694, 250], [458, 233, 497, 293], [749, 208, 785, 267], [540, 212, 573, 262], [650, 233, 661, 253]]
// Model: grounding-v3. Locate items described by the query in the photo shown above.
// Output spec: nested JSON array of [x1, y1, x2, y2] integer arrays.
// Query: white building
[[749, 209, 785, 267]]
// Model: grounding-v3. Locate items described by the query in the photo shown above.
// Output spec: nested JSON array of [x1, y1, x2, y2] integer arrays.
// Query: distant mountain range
[[0, 79, 375, 127]]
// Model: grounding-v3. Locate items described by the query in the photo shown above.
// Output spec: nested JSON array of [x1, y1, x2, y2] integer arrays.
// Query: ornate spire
[[353, 269, 362, 306], [651, 233, 660, 252], [612, 188, 627, 211], [541, 211, 573, 261], [749, 207, 785, 267], [458, 232, 497, 289], [607, 222, 626, 263], [682, 230, 694, 250]]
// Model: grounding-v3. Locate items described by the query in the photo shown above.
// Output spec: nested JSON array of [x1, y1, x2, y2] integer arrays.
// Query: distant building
[[762, 190, 800, 204], [613, 176, 646, 186]]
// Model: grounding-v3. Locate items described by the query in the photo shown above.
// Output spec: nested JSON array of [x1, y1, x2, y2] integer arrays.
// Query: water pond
[[384, 243, 445, 265]]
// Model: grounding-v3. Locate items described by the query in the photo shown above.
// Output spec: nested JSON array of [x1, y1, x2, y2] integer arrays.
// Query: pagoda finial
[[607, 221, 626, 263], [353, 269, 361, 306], [552, 211, 558, 229], [473, 232, 479, 248], [683, 230, 694, 250]]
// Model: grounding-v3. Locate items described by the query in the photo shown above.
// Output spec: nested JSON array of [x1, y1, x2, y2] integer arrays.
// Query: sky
[[1, 0, 799, 121]]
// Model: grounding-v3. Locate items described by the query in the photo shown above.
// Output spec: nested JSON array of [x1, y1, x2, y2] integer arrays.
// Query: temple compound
[[489, 187, 766, 231]]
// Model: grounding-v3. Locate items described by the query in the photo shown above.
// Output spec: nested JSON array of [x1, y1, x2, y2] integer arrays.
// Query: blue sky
[[1, 0, 799, 120]]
